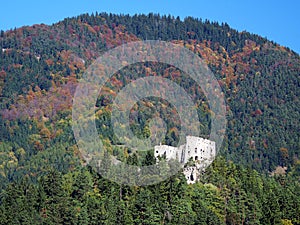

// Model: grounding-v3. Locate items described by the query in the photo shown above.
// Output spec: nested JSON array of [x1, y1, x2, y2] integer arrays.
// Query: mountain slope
[[0, 13, 299, 172], [0, 12, 300, 225]]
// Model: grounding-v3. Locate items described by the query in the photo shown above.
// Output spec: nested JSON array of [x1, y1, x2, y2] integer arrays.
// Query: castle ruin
[[154, 136, 216, 184]]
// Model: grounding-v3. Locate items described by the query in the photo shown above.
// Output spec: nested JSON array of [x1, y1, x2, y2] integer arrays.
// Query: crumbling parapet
[[154, 136, 216, 184]]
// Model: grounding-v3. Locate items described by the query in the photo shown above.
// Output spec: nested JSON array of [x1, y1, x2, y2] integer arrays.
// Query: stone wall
[[154, 136, 216, 184]]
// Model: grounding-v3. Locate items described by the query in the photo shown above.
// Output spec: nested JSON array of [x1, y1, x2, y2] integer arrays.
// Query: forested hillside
[[0, 13, 299, 224]]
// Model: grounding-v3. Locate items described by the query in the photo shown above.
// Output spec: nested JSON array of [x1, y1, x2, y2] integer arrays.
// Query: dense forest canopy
[[0, 12, 299, 224]]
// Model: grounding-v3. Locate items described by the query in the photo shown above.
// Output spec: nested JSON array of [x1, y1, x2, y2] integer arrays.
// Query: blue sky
[[1, 0, 299, 54]]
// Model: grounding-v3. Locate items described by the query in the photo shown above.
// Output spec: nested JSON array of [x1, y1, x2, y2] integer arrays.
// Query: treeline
[[0, 157, 299, 225]]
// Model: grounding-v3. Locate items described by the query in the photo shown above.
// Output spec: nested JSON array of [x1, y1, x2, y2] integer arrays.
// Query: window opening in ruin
[[190, 174, 194, 181]]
